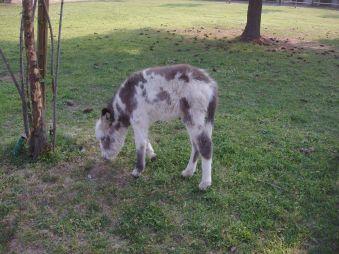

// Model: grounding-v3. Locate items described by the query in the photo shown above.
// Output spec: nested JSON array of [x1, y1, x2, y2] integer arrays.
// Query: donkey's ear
[[101, 108, 114, 122]]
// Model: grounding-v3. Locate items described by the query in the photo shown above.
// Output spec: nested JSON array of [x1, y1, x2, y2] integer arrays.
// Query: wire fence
[[262, 0, 339, 7], [228, 0, 339, 8]]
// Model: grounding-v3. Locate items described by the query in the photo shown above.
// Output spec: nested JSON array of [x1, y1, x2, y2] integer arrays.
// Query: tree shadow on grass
[[318, 37, 339, 48], [0, 27, 338, 252]]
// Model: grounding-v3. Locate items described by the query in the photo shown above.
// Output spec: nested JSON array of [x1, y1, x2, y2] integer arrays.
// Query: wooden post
[[37, 0, 49, 108]]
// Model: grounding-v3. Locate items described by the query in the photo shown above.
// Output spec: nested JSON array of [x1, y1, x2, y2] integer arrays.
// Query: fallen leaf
[[83, 108, 93, 113], [300, 147, 315, 155], [66, 100, 75, 106]]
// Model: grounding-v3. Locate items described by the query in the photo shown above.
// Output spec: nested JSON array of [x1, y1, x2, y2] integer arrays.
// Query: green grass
[[0, 0, 338, 253]]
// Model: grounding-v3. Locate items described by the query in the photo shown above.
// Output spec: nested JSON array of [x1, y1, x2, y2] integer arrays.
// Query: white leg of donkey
[[131, 123, 149, 178], [146, 140, 157, 160], [182, 122, 213, 190], [199, 123, 213, 190], [197, 126, 213, 190]]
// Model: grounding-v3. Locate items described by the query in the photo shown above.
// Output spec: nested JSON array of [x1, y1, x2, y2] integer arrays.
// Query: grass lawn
[[0, 0, 338, 253]]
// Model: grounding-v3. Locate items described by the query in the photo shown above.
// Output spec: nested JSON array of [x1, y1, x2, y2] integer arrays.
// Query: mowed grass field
[[0, 0, 338, 253]]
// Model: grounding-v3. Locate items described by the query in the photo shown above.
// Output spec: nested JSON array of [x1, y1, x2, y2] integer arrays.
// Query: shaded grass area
[[0, 0, 338, 253]]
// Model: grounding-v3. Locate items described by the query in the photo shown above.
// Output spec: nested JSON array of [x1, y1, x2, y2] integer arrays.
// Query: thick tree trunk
[[23, 0, 48, 159], [241, 0, 262, 41]]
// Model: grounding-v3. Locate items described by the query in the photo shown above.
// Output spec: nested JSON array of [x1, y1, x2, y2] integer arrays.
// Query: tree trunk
[[241, 0, 262, 41], [23, 0, 48, 159]]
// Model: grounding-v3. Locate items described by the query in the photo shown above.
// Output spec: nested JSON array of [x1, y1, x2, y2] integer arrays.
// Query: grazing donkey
[[95, 64, 217, 190]]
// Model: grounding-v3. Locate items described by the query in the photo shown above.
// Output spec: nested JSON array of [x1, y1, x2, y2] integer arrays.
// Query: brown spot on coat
[[146, 64, 191, 81], [101, 97, 115, 123], [116, 104, 130, 127], [118, 115, 130, 128], [179, 73, 189, 82], [146, 64, 210, 83], [191, 68, 210, 82], [119, 72, 146, 114], [180, 97, 193, 125], [114, 122, 121, 130], [101, 136, 112, 150], [197, 132, 212, 159], [155, 90, 171, 104], [106, 97, 115, 117]]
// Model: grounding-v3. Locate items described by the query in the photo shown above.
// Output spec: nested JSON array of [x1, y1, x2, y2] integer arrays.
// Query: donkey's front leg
[[131, 125, 148, 178]]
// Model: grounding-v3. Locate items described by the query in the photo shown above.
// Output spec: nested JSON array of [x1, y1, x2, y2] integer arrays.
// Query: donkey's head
[[95, 107, 128, 160]]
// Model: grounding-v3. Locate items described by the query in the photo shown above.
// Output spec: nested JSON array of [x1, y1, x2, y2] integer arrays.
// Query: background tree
[[0, 0, 63, 159], [241, 0, 263, 41], [23, 0, 48, 158]]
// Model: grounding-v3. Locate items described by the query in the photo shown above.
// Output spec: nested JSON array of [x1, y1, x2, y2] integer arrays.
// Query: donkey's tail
[[206, 86, 218, 125]]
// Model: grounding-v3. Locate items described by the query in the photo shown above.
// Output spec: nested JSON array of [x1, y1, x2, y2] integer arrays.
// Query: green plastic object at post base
[[13, 135, 26, 157]]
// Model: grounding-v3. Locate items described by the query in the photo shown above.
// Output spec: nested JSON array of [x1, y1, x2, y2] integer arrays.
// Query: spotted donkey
[[95, 64, 217, 190]]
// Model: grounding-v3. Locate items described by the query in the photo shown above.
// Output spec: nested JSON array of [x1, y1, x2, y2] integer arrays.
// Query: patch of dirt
[[176, 26, 242, 40], [106, 235, 129, 250], [87, 161, 130, 188], [174, 26, 337, 55], [264, 37, 337, 56], [9, 238, 45, 254], [3, 153, 130, 253]]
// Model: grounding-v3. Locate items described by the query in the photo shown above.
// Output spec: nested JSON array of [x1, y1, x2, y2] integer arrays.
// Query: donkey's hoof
[[150, 154, 157, 162], [181, 168, 194, 178], [199, 181, 211, 190], [131, 169, 141, 178]]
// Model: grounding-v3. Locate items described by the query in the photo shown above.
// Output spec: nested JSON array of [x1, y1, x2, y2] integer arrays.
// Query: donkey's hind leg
[[181, 139, 199, 178], [194, 123, 213, 190]]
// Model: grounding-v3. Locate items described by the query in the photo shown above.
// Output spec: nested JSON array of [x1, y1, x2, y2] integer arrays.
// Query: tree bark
[[241, 0, 262, 41], [23, 0, 48, 159]]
